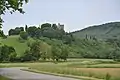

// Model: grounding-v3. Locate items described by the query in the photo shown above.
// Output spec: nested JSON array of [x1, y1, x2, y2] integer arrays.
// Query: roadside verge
[[22, 68, 103, 80]]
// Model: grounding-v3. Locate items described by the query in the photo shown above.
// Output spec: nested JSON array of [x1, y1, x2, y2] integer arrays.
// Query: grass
[[0, 76, 10, 80], [0, 35, 28, 56], [0, 59, 120, 80], [0, 36, 51, 57]]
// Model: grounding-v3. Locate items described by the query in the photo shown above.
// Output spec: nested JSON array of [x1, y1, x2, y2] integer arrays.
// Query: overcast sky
[[2, 0, 120, 34]]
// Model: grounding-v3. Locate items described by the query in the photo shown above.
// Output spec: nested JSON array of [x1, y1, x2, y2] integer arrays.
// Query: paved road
[[0, 67, 80, 80]]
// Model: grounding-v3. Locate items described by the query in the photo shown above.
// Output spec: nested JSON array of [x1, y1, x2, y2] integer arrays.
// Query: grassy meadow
[[0, 35, 28, 56], [0, 76, 10, 80], [0, 59, 120, 80]]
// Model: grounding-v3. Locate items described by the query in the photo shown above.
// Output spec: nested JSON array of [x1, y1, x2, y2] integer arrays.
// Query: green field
[[0, 35, 28, 56], [0, 59, 120, 80], [0, 76, 10, 80]]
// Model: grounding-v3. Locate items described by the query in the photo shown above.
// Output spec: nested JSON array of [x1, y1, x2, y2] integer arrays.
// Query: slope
[[72, 22, 120, 40], [0, 35, 28, 56]]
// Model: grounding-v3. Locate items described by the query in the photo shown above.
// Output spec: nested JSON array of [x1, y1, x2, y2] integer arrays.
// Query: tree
[[8, 29, 15, 36], [8, 27, 25, 36], [0, 30, 6, 38], [111, 48, 120, 61], [29, 41, 41, 60], [20, 27, 24, 31], [52, 24, 58, 30], [34, 28, 42, 38], [62, 35, 73, 44], [51, 45, 61, 61], [25, 25, 28, 32], [0, 45, 16, 62], [0, 30, 4, 37], [20, 31, 28, 40], [41, 52, 47, 60], [0, 0, 29, 27], [0, 45, 10, 61], [9, 52, 17, 62], [41, 23, 51, 29], [21, 42, 41, 61], [60, 45, 69, 61], [21, 49, 34, 61], [27, 26, 37, 37], [42, 27, 56, 39]]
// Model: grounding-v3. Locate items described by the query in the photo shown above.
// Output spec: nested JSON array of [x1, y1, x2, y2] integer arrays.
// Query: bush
[[21, 50, 35, 62], [105, 73, 111, 80], [9, 52, 17, 62], [0, 45, 16, 62], [20, 31, 28, 40]]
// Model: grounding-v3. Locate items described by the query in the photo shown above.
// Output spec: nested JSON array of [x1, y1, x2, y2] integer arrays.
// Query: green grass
[[0, 76, 10, 80], [0, 59, 120, 80], [0, 35, 51, 57], [0, 35, 28, 56]]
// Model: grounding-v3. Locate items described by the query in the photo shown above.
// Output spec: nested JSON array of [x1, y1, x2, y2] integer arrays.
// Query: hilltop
[[72, 22, 120, 40]]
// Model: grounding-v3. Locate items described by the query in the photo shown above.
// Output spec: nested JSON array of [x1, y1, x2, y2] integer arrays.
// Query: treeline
[[9, 23, 74, 44], [9, 27, 24, 36], [21, 39, 69, 62]]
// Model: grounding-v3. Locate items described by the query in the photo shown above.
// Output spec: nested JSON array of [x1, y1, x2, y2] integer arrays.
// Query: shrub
[[105, 73, 111, 80], [20, 31, 28, 40]]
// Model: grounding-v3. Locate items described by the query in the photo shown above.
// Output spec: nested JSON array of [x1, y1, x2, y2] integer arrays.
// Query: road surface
[[0, 67, 80, 80]]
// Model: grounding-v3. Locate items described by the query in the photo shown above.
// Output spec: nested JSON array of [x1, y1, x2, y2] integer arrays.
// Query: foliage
[[111, 48, 120, 61], [60, 45, 69, 61], [0, 45, 16, 62], [0, 30, 7, 38], [2, 34, 120, 62], [72, 22, 120, 40], [25, 25, 28, 32], [20, 31, 28, 40], [105, 73, 111, 80], [41, 23, 51, 29], [8, 27, 24, 36], [27, 26, 38, 37], [52, 24, 58, 30], [51, 42, 69, 61], [22, 23, 66, 40], [2, 22, 120, 62], [29, 41, 41, 61], [0, 0, 28, 27], [51, 45, 61, 61], [21, 49, 34, 61]]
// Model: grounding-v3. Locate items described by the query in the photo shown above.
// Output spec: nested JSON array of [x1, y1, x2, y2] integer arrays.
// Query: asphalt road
[[0, 67, 80, 80]]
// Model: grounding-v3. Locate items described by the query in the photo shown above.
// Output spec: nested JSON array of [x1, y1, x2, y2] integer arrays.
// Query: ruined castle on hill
[[57, 23, 64, 30]]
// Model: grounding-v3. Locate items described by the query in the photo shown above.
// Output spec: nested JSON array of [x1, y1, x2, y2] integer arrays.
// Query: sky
[[2, 0, 120, 34]]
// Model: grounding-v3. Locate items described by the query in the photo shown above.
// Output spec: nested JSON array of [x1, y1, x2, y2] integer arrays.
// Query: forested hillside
[[72, 22, 120, 40]]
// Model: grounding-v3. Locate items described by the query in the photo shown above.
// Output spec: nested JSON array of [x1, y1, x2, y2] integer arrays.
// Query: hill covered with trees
[[72, 22, 120, 40], [0, 22, 120, 62]]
